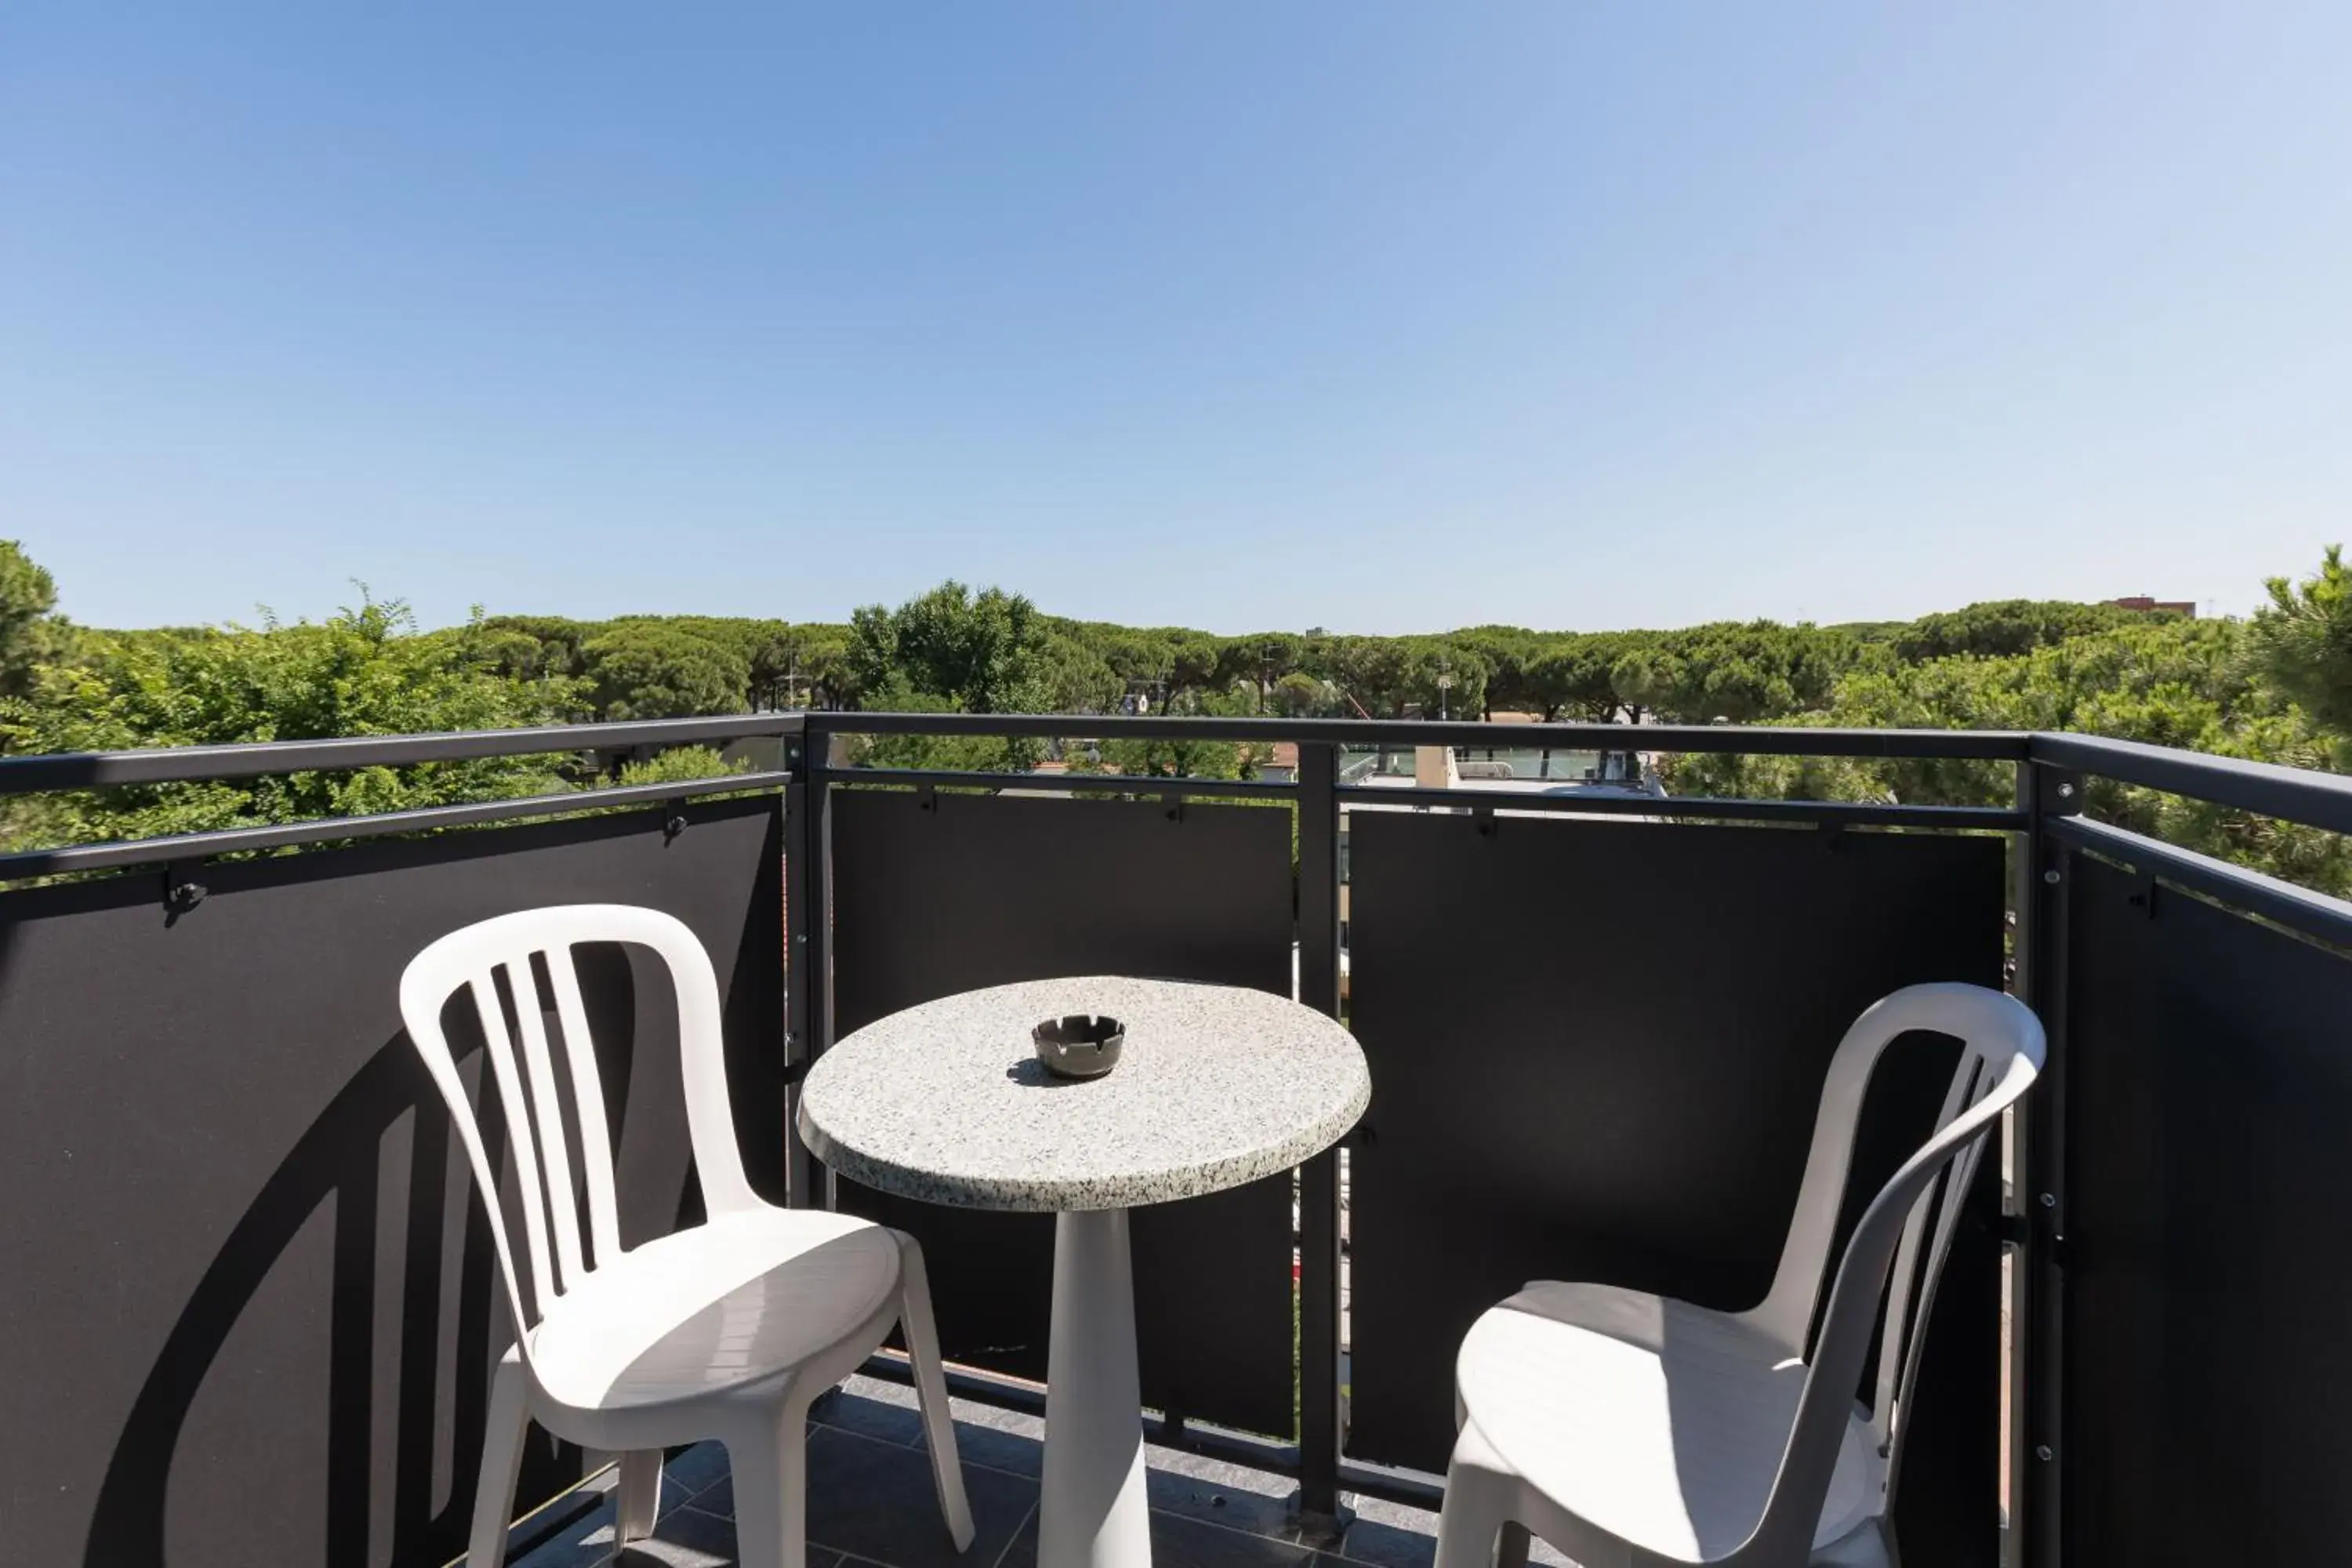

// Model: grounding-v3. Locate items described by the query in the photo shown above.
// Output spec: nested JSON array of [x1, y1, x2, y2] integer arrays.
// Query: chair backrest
[[397, 904, 759, 1363], [1733, 982, 2044, 1563]]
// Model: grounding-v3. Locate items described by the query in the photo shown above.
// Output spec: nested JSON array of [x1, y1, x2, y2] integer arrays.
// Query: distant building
[[2110, 596, 2197, 617]]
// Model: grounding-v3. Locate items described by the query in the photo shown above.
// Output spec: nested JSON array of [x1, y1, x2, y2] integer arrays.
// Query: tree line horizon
[[5, 536, 2352, 895]]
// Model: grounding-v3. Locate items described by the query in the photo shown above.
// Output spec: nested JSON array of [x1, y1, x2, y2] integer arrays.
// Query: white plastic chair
[[1433, 982, 2044, 1568], [399, 903, 975, 1568]]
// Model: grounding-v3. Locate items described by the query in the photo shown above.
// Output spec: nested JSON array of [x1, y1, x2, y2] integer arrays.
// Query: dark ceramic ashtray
[[1032, 1014, 1125, 1079]]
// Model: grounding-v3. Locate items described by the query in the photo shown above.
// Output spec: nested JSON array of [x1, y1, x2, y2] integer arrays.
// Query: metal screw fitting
[[2043, 869, 2062, 884], [2039, 1192, 2057, 1208], [2036, 1445, 2055, 1462]]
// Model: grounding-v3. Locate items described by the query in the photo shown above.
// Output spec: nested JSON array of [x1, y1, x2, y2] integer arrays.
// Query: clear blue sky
[[5, 5, 2349, 634]]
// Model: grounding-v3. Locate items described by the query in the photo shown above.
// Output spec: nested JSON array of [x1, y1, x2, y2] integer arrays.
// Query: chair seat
[[1457, 1282, 1884, 1563], [528, 1208, 903, 1414]]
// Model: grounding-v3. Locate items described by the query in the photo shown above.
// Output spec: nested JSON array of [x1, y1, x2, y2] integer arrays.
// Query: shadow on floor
[[502, 1375, 1472, 1568]]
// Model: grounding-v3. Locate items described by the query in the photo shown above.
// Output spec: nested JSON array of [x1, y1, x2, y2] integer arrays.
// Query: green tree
[[1217, 633, 1307, 712], [1456, 627, 1540, 718], [0, 539, 66, 704], [742, 621, 804, 711], [1526, 635, 1626, 723], [1601, 622, 1853, 724], [2249, 546, 2352, 742], [840, 583, 1051, 771], [2, 597, 583, 848], [1039, 632, 1123, 714], [1271, 670, 1334, 717], [1395, 640, 1488, 720], [1075, 626, 1176, 700], [581, 622, 750, 720], [477, 614, 595, 683], [1090, 687, 1270, 781], [848, 582, 1047, 714], [1894, 599, 2158, 662], [1668, 615, 2352, 895], [615, 746, 750, 786], [1609, 637, 1682, 724], [1327, 636, 1412, 717], [844, 688, 1034, 773], [1162, 633, 1224, 702]]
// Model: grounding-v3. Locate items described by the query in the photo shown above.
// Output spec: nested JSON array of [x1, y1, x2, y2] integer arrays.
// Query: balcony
[[502, 1373, 1461, 1568], [4, 710, 2347, 1568]]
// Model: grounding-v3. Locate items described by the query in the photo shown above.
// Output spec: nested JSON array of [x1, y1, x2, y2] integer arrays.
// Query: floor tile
[[813, 1374, 1051, 1481], [612, 1504, 742, 1568], [657, 1425, 1037, 1568], [804, 1428, 1040, 1568], [602, 1504, 852, 1568], [997, 1508, 1342, 1568], [813, 1383, 929, 1448], [496, 1388, 1403, 1568], [509, 1483, 620, 1568], [1332, 1512, 1433, 1568], [943, 1411, 1047, 1481], [657, 1442, 736, 1508]]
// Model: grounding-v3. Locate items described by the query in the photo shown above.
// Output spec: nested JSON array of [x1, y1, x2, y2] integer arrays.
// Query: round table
[[797, 975, 1370, 1568]]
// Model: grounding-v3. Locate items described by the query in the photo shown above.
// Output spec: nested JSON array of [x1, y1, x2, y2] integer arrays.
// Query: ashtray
[[1032, 1014, 1125, 1079]]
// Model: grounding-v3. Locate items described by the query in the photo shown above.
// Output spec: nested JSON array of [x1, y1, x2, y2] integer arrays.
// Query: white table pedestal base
[[1039, 1208, 1151, 1568]]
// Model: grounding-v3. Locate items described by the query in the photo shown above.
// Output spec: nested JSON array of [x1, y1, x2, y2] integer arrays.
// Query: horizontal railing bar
[[0, 712, 805, 794], [856, 1353, 1272, 1464], [2032, 731, 2352, 837], [854, 1352, 1446, 1513], [831, 766, 1298, 800], [1337, 1456, 1450, 1512], [1341, 784, 2024, 831], [855, 1351, 1052, 1421], [815, 711, 2033, 760], [2045, 815, 2352, 950], [27, 710, 2352, 849], [0, 771, 791, 881]]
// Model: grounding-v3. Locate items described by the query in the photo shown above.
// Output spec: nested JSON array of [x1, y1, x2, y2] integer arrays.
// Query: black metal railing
[[5, 710, 2351, 1568]]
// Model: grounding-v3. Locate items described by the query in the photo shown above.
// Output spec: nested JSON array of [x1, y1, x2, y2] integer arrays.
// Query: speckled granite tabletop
[[797, 975, 1370, 1213]]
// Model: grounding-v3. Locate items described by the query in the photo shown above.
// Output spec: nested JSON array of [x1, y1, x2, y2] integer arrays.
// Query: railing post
[[2016, 758, 2077, 1568], [1295, 742, 1345, 1530], [783, 718, 833, 1210]]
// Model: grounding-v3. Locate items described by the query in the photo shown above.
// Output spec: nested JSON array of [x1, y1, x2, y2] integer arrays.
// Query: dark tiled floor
[[503, 1375, 1458, 1568]]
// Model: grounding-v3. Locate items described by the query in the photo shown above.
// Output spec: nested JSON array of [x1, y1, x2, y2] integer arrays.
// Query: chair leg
[[616, 1449, 664, 1543], [1495, 1522, 1532, 1568], [895, 1231, 977, 1552], [727, 1410, 811, 1568], [1432, 1444, 1519, 1568], [469, 1352, 533, 1567]]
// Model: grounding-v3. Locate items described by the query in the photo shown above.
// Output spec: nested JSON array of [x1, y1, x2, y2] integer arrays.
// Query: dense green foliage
[[849, 583, 1047, 715], [579, 622, 750, 721], [1890, 598, 2168, 662], [1666, 611, 2352, 891], [2246, 545, 2352, 749], [0, 540, 65, 700], [8, 535, 2352, 893], [1, 597, 580, 850]]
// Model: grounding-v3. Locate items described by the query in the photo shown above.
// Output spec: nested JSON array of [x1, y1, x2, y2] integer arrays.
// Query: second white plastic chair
[[399, 903, 975, 1568], [1433, 982, 2044, 1568]]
